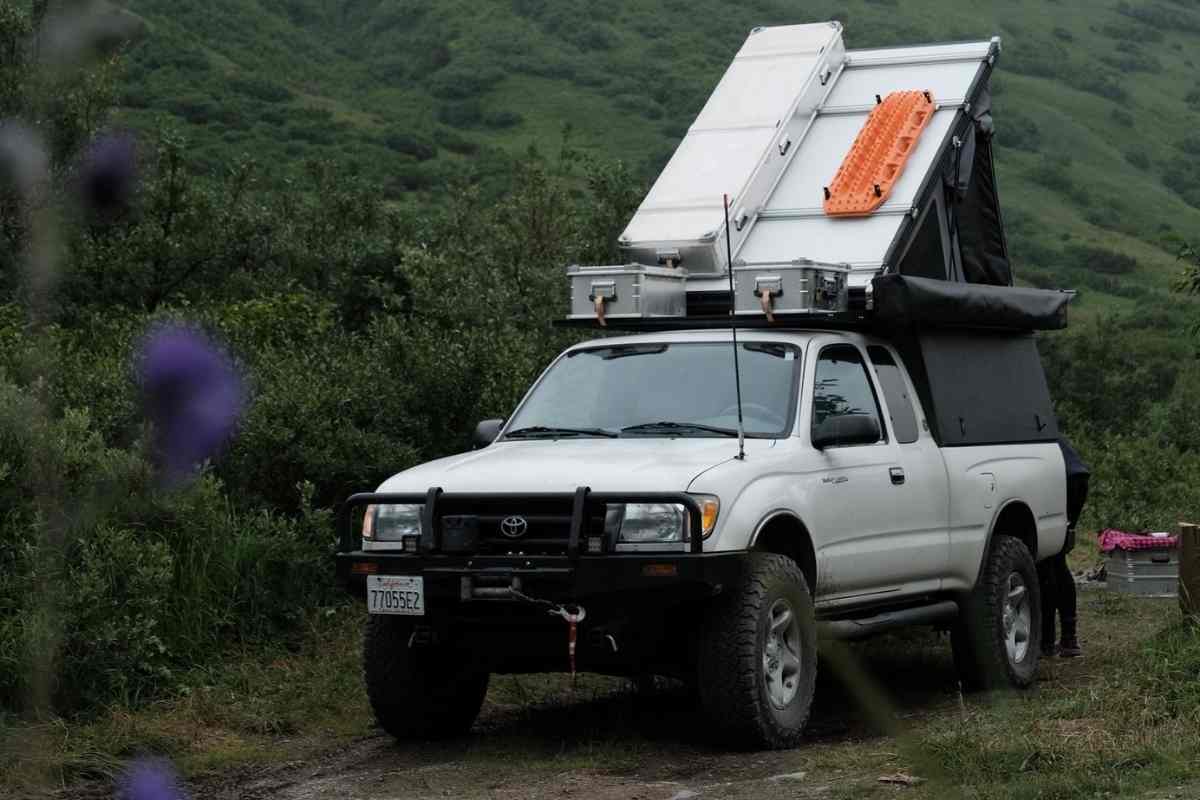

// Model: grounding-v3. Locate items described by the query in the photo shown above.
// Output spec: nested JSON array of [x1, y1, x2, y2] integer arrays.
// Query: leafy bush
[[438, 99, 483, 128], [482, 110, 523, 129], [1065, 245, 1138, 274], [227, 75, 294, 103], [1117, 1, 1200, 34], [383, 131, 436, 160], [1098, 21, 1165, 42], [999, 112, 1041, 152], [1126, 150, 1151, 170]]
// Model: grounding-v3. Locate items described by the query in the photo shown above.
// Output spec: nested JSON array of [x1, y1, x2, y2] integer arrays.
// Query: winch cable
[[509, 587, 587, 682]]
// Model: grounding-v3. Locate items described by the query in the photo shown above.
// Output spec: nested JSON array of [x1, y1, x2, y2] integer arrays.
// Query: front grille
[[435, 497, 607, 556]]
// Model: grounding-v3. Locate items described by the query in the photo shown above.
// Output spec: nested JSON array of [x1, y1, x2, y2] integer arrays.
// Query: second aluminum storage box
[[567, 264, 687, 323], [733, 260, 850, 317], [1107, 547, 1179, 598]]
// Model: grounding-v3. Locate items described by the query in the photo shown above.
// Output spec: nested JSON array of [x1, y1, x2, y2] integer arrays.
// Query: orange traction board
[[823, 90, 934, 217]]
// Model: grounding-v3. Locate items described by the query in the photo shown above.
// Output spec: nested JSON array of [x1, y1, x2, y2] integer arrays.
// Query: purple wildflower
[[77, 132, 138, 218], [138, 323, 244, 484], [116, 758, 188, 800]]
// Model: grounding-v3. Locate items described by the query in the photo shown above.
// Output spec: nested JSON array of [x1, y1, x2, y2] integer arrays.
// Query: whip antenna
[[723, 194, 746, 461]]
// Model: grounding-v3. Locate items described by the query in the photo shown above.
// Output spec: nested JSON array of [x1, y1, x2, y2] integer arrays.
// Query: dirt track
[[189, 633, 963, 800]]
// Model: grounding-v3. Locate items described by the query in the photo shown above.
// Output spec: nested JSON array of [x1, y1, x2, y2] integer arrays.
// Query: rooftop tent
[[732, 38, 1007, 290], [566, 23, 1070, 333]]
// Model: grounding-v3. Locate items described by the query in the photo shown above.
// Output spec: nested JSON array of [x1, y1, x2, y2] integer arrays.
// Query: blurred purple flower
[[138, 323, 244, 484], [116, 758, 188, 800], [78, 132, 138, 218]]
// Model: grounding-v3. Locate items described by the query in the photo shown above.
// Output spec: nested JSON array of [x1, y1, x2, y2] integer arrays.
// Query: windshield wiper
[[621, 421, 738, 437], [504, 425, 618, 439]]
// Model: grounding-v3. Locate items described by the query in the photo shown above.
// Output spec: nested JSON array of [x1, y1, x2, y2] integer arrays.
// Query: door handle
[[889, 467, 906, 485]]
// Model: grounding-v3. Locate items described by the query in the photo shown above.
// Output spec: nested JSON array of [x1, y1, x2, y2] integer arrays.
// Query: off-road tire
[[363, 615, 489, 739], [696, 552, 818, 749], [952, 535, 1042, 691]]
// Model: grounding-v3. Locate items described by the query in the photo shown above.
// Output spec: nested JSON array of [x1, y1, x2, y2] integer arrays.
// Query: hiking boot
[[1058, 638, 1082, 658], [1040, 640, 1057, 658]]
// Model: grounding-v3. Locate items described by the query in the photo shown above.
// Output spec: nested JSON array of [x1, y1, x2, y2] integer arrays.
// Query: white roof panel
[[764, 108, 957, 212], [735, 39, 993, 274], [620, 22, 845, 265], [825, 59, 984, 108], [738, 213, 904, 267]]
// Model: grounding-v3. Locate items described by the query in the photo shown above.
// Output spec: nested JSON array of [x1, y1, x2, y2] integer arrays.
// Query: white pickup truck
[[337, 326, 1068, 749]]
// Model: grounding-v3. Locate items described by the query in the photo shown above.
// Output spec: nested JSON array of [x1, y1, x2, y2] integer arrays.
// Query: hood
[[377, 438, 775, 494]]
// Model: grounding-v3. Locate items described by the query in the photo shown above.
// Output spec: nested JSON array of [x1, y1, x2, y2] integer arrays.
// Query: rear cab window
[[867, 345, 920, 444]]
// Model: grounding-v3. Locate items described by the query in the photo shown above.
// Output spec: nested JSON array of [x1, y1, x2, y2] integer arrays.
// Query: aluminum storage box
[[618, 22, 846, 275], [1106, 547, 1179, 598], [733, 260, 850, 317], [567, 265, 687, 323]]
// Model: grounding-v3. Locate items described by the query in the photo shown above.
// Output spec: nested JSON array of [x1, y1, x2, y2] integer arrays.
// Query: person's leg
[[1055, 553, 1081, 657], [1038, 559, 1058, 657]]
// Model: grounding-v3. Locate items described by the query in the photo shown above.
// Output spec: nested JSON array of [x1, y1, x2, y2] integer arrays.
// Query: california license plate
[[367, 575, 424, 616]]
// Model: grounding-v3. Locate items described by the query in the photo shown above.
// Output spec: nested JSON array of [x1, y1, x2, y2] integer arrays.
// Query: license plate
[[367, 575, 424, 616]]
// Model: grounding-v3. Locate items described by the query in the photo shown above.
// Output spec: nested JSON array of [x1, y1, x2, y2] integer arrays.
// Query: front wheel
[[363, 615, 489, 739], [953, 535, 1042, 691], [696, 553, 818, 749]]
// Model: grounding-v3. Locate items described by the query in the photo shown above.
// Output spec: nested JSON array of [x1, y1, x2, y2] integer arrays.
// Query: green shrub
[[438, 99, 483, 128], [482, 110, 522, 129], [1065, 245, 1137, 274], [1126, 150, 1151, 170]]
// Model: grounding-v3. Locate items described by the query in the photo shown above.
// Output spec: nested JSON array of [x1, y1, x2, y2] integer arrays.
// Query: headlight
[[362, 503, 423, 542], [606, 495, 720, 551], [618, 503, 687, 543]]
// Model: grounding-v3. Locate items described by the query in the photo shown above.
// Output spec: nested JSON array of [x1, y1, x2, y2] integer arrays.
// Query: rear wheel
[[696, 553, 818, 749], [363, 616, 489, 739], [953, 535, 1042, 691]]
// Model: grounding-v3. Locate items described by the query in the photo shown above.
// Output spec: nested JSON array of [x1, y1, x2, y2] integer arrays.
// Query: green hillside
[[112, 0, 1200, 310]]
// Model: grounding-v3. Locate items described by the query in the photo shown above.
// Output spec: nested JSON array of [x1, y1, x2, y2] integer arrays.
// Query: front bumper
[[336, 549, 747, 601], [335, 488, 748, 673]]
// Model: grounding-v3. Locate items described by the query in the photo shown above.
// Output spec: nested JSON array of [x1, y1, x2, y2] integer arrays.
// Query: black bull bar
[[336, 487, 706, 557]]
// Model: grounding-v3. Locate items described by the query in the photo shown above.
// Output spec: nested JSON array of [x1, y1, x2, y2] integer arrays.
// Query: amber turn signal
[[362, 504, 376, 539], [692, 495, 720, 538]]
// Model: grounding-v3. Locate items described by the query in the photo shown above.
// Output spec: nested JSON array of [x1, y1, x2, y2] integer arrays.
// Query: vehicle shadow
[[388, 628, 962, 765]]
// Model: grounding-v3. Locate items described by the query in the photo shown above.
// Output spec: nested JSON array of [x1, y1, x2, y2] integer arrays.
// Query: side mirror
[[472, 418, 505, 449], [812, 415, 881, 450]]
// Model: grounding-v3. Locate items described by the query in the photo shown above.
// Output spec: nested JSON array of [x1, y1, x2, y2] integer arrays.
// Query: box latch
[[589, 280, 616, 327], [753, 275, 783, 322]]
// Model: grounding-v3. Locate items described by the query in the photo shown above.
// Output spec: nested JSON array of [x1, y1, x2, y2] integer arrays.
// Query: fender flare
[[970, 498, 1038, 590]]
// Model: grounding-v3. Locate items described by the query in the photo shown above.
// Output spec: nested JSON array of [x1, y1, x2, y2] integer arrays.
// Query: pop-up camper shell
[[560, 22, 1071, 449]]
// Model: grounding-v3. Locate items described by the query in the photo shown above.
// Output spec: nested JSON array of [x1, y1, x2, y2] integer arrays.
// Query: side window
[[868, 346, 919, 444], [811, 344, 885, 444]]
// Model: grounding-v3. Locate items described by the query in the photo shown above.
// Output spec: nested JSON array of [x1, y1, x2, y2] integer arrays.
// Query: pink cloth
[[1097, 529, 1179, 553]]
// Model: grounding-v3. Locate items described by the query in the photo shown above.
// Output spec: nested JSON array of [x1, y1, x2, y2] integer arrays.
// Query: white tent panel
[[827, 58, 985, 108], [738, 213, 905, 268], [844, 40, 994, 67], [692, 54, 822, 129], [763, 108, 958, 212], [634, 128, 776, 211]]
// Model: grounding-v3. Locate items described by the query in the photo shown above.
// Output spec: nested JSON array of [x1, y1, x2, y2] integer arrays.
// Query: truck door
[[806, 343, 948, 601], [866, 345, 951, 588]]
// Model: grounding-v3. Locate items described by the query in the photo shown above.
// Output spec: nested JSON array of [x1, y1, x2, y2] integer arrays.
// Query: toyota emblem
[[500, 515, 529, 539]]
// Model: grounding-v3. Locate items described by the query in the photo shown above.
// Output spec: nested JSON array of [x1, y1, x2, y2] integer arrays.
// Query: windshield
[[505, 342, 802, 439]]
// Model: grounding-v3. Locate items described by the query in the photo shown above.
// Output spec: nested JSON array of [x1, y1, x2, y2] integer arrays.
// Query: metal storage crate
[[1106, 548, 1179, 598], [618, 22, 846, 275], [567, 264, 687, 323], [733, 260, 850, 318]]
